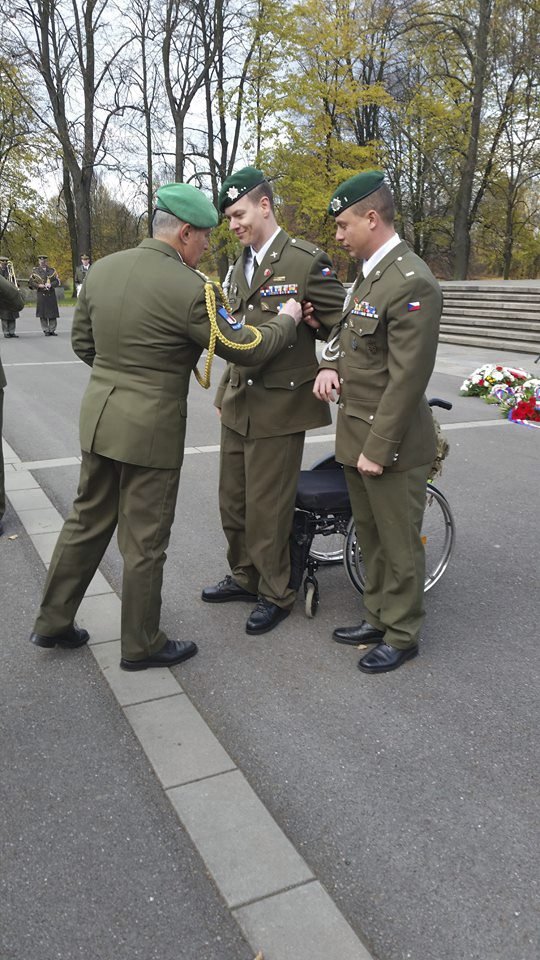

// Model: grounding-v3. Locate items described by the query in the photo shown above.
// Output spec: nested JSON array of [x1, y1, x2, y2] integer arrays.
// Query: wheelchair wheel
[[344, 483, 455, 595], [304, 577, 319, 618]]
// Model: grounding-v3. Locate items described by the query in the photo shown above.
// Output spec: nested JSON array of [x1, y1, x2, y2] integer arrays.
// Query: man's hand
[[313, 369, 340, 402], [357, 453, 383, 477], [280, 297, 303, 326], [301, 300, 322, 330]]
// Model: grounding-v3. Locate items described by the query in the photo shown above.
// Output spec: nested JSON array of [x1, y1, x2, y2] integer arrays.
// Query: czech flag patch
[[407, 301, 421, 311], [321, 267, 332, 276], [217, 305, 242, 330]]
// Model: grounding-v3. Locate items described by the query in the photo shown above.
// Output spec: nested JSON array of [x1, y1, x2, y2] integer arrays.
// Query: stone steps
[[439, 282, 540, 354]]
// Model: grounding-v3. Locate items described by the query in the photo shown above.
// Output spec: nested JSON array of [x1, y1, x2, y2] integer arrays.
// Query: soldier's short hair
[[152, 208, 184, 237], [352, 183, 395, 226], [248, 180, 275, 212]]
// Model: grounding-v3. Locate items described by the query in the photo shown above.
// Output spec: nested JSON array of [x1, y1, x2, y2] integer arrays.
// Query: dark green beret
[[156, 183, 218, 228], [328, 170, 386, 216], [38, 255, 48, 260], [218, 167, 267, 213]]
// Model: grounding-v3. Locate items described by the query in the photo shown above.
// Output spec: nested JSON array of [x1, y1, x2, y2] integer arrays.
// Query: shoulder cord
[[194, 281, 263, 389]]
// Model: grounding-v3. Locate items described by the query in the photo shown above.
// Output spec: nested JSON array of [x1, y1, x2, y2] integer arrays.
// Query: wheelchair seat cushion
[[295, 467, 350, 512]]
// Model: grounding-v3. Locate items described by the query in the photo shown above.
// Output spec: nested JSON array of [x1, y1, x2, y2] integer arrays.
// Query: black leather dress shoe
[[358, 641, 418, 674], [30, 625, 90, 649], [120, 639, 198, 671], [333, 621, 385, 646], [201, 575, 257, 603], [246, 599, 290, 635]]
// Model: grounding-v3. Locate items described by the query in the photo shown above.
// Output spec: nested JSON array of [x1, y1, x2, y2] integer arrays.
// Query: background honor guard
[[28, 255, 60, 336], [0, 274, 25, 535], [29, 182, 303, 670], [202, 166, 345, 635], [314, 170, 442, 674], [0, 256, 21, 338], [74, 254, 91, 296]]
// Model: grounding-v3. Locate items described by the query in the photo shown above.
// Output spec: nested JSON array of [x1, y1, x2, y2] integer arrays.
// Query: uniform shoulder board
[[289, 237, 320, 256], [393, 253, 416, 279]]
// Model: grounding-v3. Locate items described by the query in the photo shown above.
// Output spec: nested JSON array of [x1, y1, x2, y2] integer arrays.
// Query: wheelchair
[[289, 399, 456, 617]]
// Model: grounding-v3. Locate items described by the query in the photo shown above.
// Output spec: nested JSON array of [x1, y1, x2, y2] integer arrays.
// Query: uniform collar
[[362, 233, 401, 278]]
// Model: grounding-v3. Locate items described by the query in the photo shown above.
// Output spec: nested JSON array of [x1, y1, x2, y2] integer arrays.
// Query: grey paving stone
[[234, 882, 373, 960], [16, 506, 64, 534], [4, 469, 39, 491], [7, 487, 51, 511], [167, 769, 313, 908], [77, 592, 122, 642], [84, 568, 114, 597], [91, 640, 182, 706], [125, 694, 235, 788], [29, 531, 59, 564]]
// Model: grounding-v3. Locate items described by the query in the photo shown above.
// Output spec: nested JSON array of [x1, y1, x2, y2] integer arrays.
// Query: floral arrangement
[[459, 364, 529, 398], [460, 364, 540, 428]]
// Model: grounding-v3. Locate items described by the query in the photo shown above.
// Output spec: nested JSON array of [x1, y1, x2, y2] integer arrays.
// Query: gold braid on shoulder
[[194, 281, 263, 389]]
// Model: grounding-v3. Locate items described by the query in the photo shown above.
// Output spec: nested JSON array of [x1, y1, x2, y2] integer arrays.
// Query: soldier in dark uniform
[[28, 183, 303, 670], [74, 254, 91, 296], [202, 167, 345, 635], [314, 170, 442, 674], [0, 273, 25, 535], [28, 255, 60, 335], [0, 257, 21, 338]]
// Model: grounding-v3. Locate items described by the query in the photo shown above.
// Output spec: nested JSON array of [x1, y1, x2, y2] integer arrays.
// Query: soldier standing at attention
[[0, 273, 25, 535], [74, 254, 91, 296], [314, 170, 442, 674], [0, 257, 21, 338], [28, 255, 60, 336], [202, 167, 345, 635], [29, 183, 304, 670]]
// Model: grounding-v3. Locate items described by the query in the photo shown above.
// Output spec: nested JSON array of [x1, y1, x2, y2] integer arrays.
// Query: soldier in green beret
[[29, 182, 304, 669], [314, 170, 442, 673], [201, 166, 346, 634], [0, 273, 25, 535], [74, 254, 91, 296]]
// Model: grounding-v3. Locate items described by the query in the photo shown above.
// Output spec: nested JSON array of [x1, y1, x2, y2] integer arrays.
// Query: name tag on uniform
[[260, 284, 299, 297], [217, 305, 242, 330]]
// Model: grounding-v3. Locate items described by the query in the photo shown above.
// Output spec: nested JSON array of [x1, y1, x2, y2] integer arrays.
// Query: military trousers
[[219, 425, 305, 610], [344, 462, 432, 649], [33, 450, 181, 660], [0, 388, 5, 520], [2, 318, 16, 335]]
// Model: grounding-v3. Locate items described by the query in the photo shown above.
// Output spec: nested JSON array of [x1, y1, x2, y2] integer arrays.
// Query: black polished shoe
[[358, 641, 418, 674], [246, 598, 290, 635], [30, 625, 90, 649], [333, 621, 385, 646], [120, 639, 198, 671], [201, 575, 257, 604], [43, 331, 50, 336], [49, 331, 57, 336]]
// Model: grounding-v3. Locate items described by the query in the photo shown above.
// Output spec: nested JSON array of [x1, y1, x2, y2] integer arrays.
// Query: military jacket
[[321, 240, 441, 472], [74, 264, 91, 284], [215, 229, 345, 438], [29, 266, 60, 318], [0, 265, 21, 322], [0, 274, 25, 388], [72, 239, 297, 470]]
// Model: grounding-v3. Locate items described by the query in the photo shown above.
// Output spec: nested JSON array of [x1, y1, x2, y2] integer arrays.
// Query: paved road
[[1, 307, 539, 960]]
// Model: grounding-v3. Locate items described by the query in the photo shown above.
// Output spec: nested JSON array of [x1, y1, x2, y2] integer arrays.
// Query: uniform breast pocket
[[345, 315, 385, 368], [259, 294, 287, 315]]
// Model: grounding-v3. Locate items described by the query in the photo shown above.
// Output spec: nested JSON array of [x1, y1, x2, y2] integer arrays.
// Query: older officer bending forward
[[29, 183, 303, 670], [314, 171, 442, 674]]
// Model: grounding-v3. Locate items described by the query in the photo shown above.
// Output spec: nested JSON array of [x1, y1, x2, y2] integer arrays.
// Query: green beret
[[156, 183, 218, 228], [328, 170, 386, 216], [38, 255, 48, 260], [218, 166, 267, 212]]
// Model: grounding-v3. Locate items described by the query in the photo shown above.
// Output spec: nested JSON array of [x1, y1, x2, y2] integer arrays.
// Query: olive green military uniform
[[28, 263, 60, 333], [0, 261, 21, 337], [32, 238, 298, 661], [321, 240, 441, 648], [215, 229, 345, 609], [74, 261, 91, 295], [0, 274, 25, 526]]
